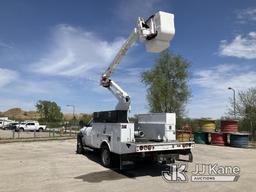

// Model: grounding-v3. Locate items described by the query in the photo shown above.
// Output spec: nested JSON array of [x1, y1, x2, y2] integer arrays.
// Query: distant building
[[0, 117, 15, 128], [0, 117, 9, 121]]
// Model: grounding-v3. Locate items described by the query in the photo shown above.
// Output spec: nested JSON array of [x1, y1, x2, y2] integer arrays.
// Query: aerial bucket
[[145, 11, 175, 52]]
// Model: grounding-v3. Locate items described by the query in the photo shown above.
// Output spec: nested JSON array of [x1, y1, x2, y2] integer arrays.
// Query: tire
[[38, 128, 43, 132], [101, 145, 112, 168], [144, 155, 157, 165], [188, 152, 193, 162], [76, 134, 84, 154], [19, 128, 24, 132]]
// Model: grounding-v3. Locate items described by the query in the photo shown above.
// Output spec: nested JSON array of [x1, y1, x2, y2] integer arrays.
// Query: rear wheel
[[188, 152, 193, 162], [101, 145, 111, 168], [144, 155, 157, 165]]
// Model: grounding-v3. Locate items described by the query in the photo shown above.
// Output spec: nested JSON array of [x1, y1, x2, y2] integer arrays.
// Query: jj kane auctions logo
[[162, 163, 240, 182]]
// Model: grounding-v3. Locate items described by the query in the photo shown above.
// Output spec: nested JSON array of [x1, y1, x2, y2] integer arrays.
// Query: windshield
[[86, 119, 93, 127]]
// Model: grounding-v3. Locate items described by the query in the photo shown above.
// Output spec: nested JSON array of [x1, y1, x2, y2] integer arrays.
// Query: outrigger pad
[[93, 110, 128, 123]]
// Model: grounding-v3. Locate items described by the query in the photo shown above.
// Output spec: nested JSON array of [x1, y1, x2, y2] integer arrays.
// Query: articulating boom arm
[[100, 28, 140, 111], [100, 11, 175, 111], [101, 28, 139, 84], [107, 80, 131, 111]]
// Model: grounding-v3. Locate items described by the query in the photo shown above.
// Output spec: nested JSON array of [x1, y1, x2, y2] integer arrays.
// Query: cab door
[[26, 123, 36, 131]]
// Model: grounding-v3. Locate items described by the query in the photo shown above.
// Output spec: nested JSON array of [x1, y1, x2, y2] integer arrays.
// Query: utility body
[[77, 11, 194, 169]]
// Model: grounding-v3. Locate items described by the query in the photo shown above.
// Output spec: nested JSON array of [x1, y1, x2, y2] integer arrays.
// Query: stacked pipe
[[177, 125, 192, 142], [194, 119, 216, 144], [211, 132, 227, 146], [220, 120, 249, 148], [230, 133, 249, 148], [193, 119, 249, 148], [220, 120, 238, 133], [199, 119, 216, 132]]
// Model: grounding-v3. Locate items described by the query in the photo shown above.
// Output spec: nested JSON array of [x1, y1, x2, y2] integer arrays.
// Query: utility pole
[[66, 104, 76, 126], [228, 87, 236, 119]]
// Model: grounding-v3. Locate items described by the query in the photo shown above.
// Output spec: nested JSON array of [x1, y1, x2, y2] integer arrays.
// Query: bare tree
[[228, 88, 256, 139]]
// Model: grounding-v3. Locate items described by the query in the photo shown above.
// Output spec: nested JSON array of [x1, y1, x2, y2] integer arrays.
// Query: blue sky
[[0, 0, 256, 118]]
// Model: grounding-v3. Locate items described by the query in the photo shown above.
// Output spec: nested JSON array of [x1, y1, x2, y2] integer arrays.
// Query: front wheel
[[38, 128, 43, 132], [19, 128, 24, 132], [101, 146, 112, 168], [76, 134, 84, 154]]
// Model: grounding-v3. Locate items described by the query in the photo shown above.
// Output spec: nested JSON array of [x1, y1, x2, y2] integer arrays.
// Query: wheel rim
[[102, 149, 110, 166]]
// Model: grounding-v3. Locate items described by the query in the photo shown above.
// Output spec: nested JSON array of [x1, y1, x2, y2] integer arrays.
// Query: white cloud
[[0, 68, 19, 88], [237, 7, 256, 23], [116, 0, 163, 21], [0, 41, 13, 49], [30, 24, 125, 78], [11, 80, 70, 96], [0, 66, 74, 112], [0, 25, 147, 113], [114, 67, 146, 84], [219, 32, 256, 59], [192, 64, 256, 91], [117, 0, 161, 21], [0, 98, 35, 112], [187, 94, 228, 119], [188, 64, 256, 118], [0, 77, 74, 111]]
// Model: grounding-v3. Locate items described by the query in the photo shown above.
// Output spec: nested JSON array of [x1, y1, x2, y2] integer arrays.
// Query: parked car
[[0, 121, 3, 129], [6, 123, 19, 130], [0, 120, 15, 129], [15, 121, 46, 132]]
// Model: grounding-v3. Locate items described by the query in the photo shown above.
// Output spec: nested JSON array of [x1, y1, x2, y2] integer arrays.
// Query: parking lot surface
[[0, 140, 255, 192]]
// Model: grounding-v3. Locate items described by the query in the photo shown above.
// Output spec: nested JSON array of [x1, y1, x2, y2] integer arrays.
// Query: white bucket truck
[[76, 11, 194, 169]]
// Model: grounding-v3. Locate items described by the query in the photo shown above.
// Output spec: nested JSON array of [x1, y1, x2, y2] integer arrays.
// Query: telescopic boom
[[100, 11, 175, 111]]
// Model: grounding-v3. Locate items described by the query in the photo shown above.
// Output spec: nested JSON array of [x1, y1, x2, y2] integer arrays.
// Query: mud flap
[[178, 151, 193, 162], [157, 153, 178, 164], [119, 154, 135, 170]]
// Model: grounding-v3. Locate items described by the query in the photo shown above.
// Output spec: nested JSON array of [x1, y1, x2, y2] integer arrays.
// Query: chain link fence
[[0, 122, 80, 141]]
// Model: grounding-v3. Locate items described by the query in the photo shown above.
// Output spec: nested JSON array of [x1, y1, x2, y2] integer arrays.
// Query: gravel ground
[[0, 140, 255, 192]]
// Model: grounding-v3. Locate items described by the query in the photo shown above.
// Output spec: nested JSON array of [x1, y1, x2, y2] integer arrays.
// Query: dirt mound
[[1, 108, 40, 120], [0, 108, 90, 121]]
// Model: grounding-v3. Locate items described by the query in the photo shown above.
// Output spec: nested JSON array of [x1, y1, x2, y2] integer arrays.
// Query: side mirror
[[85, 123, 90, 127], [85, 119, 93, 127]]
